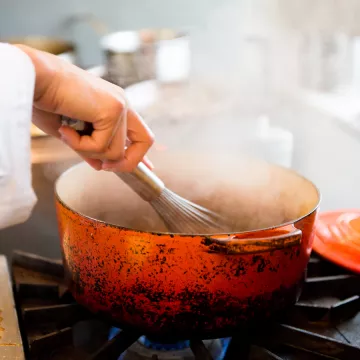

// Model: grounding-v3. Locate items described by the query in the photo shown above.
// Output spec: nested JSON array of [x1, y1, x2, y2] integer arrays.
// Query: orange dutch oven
[[55, 152, 320, 339]]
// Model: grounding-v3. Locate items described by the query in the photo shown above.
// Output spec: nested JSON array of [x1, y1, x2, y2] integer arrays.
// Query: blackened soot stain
[[257, 259, 267, 273], [252, 255, 261, 265], [295, 249, 300, 257], [157, 244, 166, 254], [235, 264, 246, 276], [252, 255, 269, 273], [94, 279, 103, 294], [269, 264, 279, 273], [106, 281, 297, 338]]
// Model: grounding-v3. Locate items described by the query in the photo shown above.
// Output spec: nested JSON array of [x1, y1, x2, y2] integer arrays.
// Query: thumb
[[58, 125, 82, 147]]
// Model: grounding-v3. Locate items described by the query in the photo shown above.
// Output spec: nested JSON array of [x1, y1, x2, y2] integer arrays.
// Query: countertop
[[0, 256, 24, 360]]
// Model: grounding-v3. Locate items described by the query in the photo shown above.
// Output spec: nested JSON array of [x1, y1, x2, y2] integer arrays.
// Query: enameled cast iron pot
[[55, 152, 320, 339]]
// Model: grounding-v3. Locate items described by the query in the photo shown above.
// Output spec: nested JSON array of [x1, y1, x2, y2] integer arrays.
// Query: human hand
[[16, 45, 154, 172]]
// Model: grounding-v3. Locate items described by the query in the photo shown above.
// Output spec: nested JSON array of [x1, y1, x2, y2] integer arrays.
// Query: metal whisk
[[62, 117, 228, 234], [117, 161, 228, 233]]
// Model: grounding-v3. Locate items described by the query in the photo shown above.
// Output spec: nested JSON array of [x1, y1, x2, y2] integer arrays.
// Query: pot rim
[[55, 161, 321, 237]]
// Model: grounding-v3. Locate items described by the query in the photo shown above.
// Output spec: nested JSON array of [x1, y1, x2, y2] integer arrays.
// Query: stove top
[[11, 250, 360, 360]]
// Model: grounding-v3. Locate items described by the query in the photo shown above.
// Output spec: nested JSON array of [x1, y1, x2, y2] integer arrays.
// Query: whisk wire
[[151, 188, 228, 234]]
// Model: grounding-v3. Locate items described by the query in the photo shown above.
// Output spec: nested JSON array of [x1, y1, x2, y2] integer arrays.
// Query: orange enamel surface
[[313, 210, 360, 274], [56, 198, 318, 338]]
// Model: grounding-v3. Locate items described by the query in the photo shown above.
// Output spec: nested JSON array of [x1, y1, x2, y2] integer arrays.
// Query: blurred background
[[2, 0, 360, 259]]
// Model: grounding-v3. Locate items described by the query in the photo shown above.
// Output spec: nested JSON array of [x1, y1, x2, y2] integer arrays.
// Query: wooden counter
[[31, 135, 81, 165]]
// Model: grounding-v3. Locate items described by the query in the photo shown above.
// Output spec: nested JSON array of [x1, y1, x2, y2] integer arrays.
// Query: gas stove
[[8, 250, 360, 359]]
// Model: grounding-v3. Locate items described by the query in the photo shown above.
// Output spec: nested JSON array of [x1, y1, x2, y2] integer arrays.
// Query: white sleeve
[[0, 43, 37, 230]]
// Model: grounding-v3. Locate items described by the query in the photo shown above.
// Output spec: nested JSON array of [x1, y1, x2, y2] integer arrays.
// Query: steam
[[276, 0, 360, 33], [140, 0, 303, 154], [51, 1, 325, 233], [190, 0, 281, 96], [56, 153, 319, 234], [129, 0, 322, 232]]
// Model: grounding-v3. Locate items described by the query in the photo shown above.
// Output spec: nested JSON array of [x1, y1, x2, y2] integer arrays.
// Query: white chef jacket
[[0, 43, 37, 229]]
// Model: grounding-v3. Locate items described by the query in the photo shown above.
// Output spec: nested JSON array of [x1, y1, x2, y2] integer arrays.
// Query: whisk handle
[[118, 163, 164, 201], [61, 117, 164, 201]]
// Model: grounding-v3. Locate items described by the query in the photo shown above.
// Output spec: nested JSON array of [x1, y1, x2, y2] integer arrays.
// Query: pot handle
[[203, 225, 302, 255]]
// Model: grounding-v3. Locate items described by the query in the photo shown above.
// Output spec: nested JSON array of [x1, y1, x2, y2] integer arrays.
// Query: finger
[[58, 125, 82, 145], [100, 156, 154, 172], [90, 109, 127, 161], [57, 124, 106, 155], [112, 142, 152, 172], [106, 109, 127, 159], [142, 156, 154, 170], [102, 109, 154, 172], [57, 105, 125, 155], [32, 108, 102, 170], [82, 157, 103, 171], [58, 124, 109, 158], [60, 110, 127, 161]]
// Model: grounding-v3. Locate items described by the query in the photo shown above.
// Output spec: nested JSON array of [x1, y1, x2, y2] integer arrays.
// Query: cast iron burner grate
[[11, 250, 360, 360]]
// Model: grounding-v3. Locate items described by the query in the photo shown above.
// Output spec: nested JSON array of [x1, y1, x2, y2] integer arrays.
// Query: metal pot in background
[[100, 29, 190, 88], [64, 14, 190, 87]]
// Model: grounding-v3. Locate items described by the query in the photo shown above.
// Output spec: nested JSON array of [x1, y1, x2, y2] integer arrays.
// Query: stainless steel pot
[[100, 29, 189, 88]]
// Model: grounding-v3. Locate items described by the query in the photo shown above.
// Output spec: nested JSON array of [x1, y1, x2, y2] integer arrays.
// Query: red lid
[[313, 210, 360, 274]]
